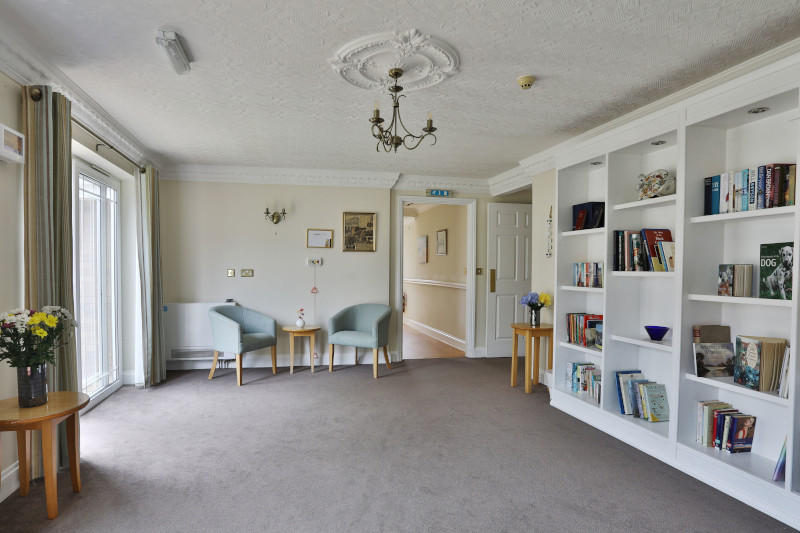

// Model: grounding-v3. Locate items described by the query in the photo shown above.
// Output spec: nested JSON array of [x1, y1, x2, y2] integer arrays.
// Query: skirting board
[[122, 371, 136, 386], [0, 462, 19, 503], [403, 317, 466, 351], [167, 351, 397, 371]]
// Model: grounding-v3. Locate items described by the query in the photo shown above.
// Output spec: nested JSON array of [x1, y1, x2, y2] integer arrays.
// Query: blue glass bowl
[[644, 325, 670, 341]]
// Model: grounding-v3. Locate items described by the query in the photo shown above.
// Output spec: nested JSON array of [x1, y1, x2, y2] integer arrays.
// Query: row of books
[[615, 370, 669, 422], [565, 313, 602, 348], [703, 163, 797, 215], [573, 262, 603, 288], [696, 400, 755, 453], [717, 264, 752, 297], [612, 228, 675, 272], [567, 362, 601, 403], [572, 201, 604, 230]]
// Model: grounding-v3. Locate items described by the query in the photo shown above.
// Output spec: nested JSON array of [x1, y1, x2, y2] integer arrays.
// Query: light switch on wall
[[227, 269, 235, 277]]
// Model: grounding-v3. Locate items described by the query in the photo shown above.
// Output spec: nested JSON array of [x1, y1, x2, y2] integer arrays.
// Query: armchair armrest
[[372, 307, 392, 348], [208, 311, 242, 353], [242, 307, 277, 337], [328, 306, 354, 335]]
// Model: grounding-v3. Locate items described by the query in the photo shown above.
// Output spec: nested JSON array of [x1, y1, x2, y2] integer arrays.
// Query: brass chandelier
[[369, 68, 437, 152]]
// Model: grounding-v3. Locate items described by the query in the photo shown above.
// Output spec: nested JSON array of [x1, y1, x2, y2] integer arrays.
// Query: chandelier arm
[[402, 133, 436, 150]]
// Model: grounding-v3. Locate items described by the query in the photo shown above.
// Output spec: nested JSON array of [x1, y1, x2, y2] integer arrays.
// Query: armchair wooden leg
[[329, 344, 334, 372], [383, 346, 392, 369], [236, 353, 243, 386], [373, 348, 379, 378], [271, 345, 277, 374], [209, 350, 220, 379]]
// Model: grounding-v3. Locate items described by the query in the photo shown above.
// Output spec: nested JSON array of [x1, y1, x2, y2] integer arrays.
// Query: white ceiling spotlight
[[517, 75, 536, 90], [156, 30, 190, 75]]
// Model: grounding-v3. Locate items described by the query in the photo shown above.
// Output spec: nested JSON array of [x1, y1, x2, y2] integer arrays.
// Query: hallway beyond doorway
[[402, 325, 465, 359]]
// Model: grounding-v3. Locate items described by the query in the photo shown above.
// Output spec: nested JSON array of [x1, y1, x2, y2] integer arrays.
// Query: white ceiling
[[2, 0, 800, 180]]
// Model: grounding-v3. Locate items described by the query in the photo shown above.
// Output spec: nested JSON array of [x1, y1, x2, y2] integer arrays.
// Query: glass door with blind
[[73, 160, 122, 400]]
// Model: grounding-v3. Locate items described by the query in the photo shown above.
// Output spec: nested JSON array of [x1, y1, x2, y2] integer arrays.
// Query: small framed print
[[343, 212, 376, 252], [417, 235, 428, 263], [307, 229, 333, 248], [436, 229, 447, 255]]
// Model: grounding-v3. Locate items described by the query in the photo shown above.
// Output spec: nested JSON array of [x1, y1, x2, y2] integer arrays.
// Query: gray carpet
[[0, 358, 792, 532]]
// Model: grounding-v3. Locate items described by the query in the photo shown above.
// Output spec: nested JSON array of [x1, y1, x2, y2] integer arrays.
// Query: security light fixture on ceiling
[[156, 30, 190, 75]]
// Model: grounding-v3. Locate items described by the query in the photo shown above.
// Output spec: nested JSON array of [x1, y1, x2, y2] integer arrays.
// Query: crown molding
[[394, 174, 490, 195], [0, 18, 156, 169], [489, 152, 556, 196], [160, 164, 401, 189]]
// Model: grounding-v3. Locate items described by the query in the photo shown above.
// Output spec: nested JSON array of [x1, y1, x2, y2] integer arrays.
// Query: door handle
[[489, 268, 496, 293]]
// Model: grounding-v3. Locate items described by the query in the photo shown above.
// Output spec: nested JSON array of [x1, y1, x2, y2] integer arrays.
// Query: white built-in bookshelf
[[550, 53, 800, 529]]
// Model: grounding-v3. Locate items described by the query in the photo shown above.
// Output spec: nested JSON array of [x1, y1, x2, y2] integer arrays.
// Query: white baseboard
[[166, 351, 398, 371], [403, 317, 466, 351], [472, 347, 487, 358], [122, 371, 136, 385], [0, 461, 19, 503]]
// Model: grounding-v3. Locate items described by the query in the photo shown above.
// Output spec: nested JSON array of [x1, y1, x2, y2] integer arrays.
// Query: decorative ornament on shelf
[[636, 169, 676, 200], [545, 206, 553, 258], [0, 306, 77, 407], [296, 308, 305, 328], [520, 292, 553, 328]]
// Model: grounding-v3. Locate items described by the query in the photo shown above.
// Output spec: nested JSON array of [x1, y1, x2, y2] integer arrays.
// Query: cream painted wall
[[0, 70, 23, 487], [530, 169, 556, 376], [159, 181, 391, 365], [402, 204, 466, 339]]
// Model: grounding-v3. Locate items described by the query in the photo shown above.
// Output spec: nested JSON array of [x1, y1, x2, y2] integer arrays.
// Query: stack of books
[[572, 202, 604, 230], [565, 313, 602, 348], [696, 400, 756, 453], [612, 228, 674, 271], [567, 362, 601, 403], [573, 262, 603, 288], [615, 370, 669, 422], [703, 164, 796, 215], [717, 264, 752, 297], [734, 335, 787, 392]]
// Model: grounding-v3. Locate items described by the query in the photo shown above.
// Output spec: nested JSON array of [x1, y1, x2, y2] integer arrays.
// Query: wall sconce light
[[264, 207, 287, 224]]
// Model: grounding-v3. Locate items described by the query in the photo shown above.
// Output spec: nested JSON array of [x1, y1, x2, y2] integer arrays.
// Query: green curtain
[[22, 85, 77, 477], [136, 164, 167, 386]]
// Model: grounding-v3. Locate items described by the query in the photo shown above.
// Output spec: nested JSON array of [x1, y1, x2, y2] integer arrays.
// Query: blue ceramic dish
[[644, 325, 670, 341]]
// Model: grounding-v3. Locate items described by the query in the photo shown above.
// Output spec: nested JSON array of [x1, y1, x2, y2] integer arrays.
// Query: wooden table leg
[[329, 344, 334, 372], [373, 348, 379, 378], [511, 330, 519, 387], [524, 331, 533, 393], [66, 412, 81, 493], [547, 331, 554, 371], [271, 345, 277, 374], [533, 334, 541, 386], [310, 333, 315, 373], [16, 429, 30, 496], [41, 421, 59, 519], [290, 333, 295, 374]]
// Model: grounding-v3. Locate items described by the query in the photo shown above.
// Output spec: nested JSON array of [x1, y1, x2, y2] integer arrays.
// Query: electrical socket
[[307, 258, 322, 266]]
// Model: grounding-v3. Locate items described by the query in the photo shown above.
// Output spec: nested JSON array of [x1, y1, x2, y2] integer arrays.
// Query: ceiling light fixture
[[156, 30, 191, 75], [517, 75, 536, 89], [747, 107, 769, 114], [370, 68, 436, 152], [651, 140, 667, 146]]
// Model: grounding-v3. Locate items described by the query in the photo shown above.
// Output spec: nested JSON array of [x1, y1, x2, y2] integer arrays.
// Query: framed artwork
[[342, 212, 376, 251], [307, 229, 333, 248], [417, 235, 428, 263], [436, 229, 447, 255]]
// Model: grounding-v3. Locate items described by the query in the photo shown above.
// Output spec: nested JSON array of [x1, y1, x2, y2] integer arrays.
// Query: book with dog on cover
[[759, 242, 793, 300]]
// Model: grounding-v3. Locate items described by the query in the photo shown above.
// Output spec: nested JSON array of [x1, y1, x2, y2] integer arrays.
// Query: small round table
[[0, 391, 90, 519], [510, 323, 554, 393], [282, 325, 321, 373]]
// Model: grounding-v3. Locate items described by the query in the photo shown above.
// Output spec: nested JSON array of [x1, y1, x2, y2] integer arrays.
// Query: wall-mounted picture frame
[[417, 235, 428, 263], [343, 212, 376, 252], [307, 229, 333, 248], [436, 229, 448, 255]]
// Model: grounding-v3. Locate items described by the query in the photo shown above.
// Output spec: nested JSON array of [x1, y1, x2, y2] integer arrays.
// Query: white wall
[[0, 70, 23, 500], [530, 169, 557, 325], [159, 180, 391, 366]]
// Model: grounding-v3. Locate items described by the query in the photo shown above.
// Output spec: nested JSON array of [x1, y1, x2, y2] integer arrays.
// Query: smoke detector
[[517, 75, 536, 90]]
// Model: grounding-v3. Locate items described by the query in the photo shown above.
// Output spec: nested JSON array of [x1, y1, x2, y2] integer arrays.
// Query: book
[[733, 170, 744, 212], [711, 175, 721, 214], [691, 324, 731, 344], [748, 167, 758, 211], [720, 412, 736, 452], [740, 169, 749, 211], [719, 264, 752, 297], [734, 335, 787, 391], [590, 203, 605, 229], [630, 233, 646, 271], [703, 402, 731, 446], [757, 165, 766, 209], [623, 230, 634, 270], [615, 370, 644, 415], [658, 241, 675, 272], [772, 164, 790, 208], [778, 347, 791, 399], [713, 408, 738, 448], [786, 164, 796, 206], [626, 379, 650, 417], [693, 342, 735, 377], [719, 172, 729, 213], [574, 209, 588, 230], [696, 401, 730, 443], [641, 228, 673, 271], [703, 176, 713, 215], [765, 165, 773, 208], [643, 383, 669, 422], [773, 436, 787, 482], [726, 414, 756, 453], [717, 264, 733, 296], [759, 242, 793, 300]]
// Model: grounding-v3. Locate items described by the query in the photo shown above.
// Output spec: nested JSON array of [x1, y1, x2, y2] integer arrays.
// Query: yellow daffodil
[[29, 312, 47, 325], [539, 293, 553, 307], [33, 326, 48, 338], [44, 314, 58, 327]]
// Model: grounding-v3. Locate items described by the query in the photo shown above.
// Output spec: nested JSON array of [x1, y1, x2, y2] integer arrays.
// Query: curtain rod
[[70, 117, 147, 174]]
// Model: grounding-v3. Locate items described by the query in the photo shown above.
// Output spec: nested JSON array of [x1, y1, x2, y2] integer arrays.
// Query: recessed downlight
[[589, 161, 603, 166], [651, 140, 666, 146], [747, 107, 769, 114]]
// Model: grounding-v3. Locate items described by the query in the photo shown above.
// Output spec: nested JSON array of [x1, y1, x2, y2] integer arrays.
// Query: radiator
[[163, 302, 233, 360]]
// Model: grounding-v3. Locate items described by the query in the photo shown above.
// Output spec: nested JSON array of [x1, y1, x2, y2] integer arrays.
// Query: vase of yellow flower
[[0, 306, 77, 407], [519, 292, 553, 328]]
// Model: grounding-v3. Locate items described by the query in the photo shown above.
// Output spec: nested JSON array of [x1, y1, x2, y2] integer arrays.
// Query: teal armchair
[[328, 303, 392, 378], [208, 305, 277, 386]]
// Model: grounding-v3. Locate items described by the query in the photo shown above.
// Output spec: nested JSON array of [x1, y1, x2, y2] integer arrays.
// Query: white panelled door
[[486, 203, 532, 357]]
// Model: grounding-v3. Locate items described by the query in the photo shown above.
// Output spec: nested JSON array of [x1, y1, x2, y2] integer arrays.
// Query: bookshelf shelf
[[561, 227, 605, 237], [555, 386, 601, 407], [560, 285, 604, 293], [610, 334, 673, 352], [559, 342, 603, 357], [684, 373, 789, 406], [613, 195, 677, 211], [678, 441, 784, 488], [606, 408, 670, 439], [689, 205, 795, 224], [687, 294, 792, 307], [611, 271, 675, 278]]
